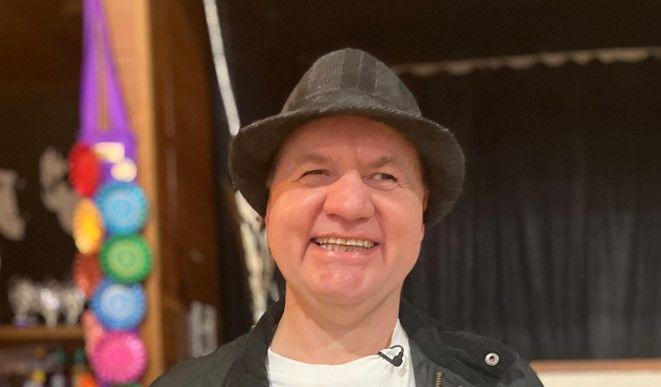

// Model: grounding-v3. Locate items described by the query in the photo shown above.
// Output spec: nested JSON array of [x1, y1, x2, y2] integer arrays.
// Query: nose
[[322, 171, 375, 222]]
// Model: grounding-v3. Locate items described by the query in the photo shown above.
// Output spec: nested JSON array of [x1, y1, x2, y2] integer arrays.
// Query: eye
[[297, 169, 332, 187], [302, 169, 327, 176], [364, 172, 399, 190]]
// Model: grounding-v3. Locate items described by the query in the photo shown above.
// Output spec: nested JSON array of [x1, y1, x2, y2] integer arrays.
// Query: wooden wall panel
[[103, 0, 165, 383], [149, 0, 222, 376], [104, 0, 223, 382]]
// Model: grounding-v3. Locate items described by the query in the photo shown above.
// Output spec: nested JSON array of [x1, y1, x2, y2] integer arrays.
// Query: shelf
[[0, 324, 84, 343]]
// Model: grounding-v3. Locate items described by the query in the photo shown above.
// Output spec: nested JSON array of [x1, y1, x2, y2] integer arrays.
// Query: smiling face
[[265, 116, 427, 308]]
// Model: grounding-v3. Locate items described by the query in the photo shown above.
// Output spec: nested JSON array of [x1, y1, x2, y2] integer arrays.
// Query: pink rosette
[[89, 331, 147, 384]]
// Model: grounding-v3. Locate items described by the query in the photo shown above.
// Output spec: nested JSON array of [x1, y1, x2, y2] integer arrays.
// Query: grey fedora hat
[[229, 48, 465, 225]]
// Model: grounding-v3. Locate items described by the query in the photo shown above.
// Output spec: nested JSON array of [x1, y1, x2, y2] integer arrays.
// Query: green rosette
[[100, 235, 152, 283]]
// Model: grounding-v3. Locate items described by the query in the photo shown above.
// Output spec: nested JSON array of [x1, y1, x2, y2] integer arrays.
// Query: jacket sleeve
[[496, 356, 544, 387], [150, 335, 248, 387]]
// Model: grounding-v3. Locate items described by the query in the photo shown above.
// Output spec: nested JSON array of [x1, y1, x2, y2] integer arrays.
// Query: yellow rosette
[[73, 198, 104, 254]]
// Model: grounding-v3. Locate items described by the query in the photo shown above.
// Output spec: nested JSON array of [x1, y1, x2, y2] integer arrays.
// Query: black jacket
[[152, 299, 543, 386]]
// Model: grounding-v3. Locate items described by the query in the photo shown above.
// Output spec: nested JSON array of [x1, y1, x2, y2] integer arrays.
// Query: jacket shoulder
[[150, 334, 249, 387], [437, 330, 542, 386], [400, 300, 542, 386]]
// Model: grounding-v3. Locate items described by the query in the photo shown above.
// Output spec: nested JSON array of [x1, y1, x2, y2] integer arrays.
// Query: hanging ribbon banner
[[70, 0, 151, 384]]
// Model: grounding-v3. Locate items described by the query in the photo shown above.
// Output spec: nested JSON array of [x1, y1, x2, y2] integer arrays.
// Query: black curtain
[[208, 57, 254, 344], [402, 59, 661, 360]]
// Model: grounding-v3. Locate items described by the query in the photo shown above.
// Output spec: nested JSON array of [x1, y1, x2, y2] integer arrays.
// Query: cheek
[[266, 187, 327, 261], [375, 191, 425, 265]]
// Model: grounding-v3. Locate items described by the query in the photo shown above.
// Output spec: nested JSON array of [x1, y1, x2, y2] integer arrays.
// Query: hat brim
[[229, 91, 465, 225]]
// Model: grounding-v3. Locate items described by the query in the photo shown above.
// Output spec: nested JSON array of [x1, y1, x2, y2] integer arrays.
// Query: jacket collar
[[399, 299, 516, 384], [225, 298, 516, 385], [224, 299, 284, 385]]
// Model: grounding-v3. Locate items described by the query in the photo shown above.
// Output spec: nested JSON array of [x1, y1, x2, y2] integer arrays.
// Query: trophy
[[38, 280, 62, 327], [8, 277, 39, 327], [59, 282, 85, 325]]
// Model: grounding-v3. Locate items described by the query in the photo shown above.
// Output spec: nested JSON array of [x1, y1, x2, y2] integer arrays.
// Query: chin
[[309, 276, 382, 306]]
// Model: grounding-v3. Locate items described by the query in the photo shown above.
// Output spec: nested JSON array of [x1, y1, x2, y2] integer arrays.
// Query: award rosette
[[91, 279, 146, 330], [100, 235, 152, 284], [73, 253, 103, 299], [73, 199, 104, 255], [95, 181, 148, 236], [68, 142, 102, 197], [89, 331, 147, 384]]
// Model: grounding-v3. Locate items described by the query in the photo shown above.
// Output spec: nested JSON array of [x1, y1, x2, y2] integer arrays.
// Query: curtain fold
[[403, 60, 661, 359]]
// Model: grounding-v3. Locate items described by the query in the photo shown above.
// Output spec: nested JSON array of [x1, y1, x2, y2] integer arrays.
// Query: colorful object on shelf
[[73, 199, 104, 255], [89, 331, 147, 384], [23, 369, 46, 387], [76, 375, 99, 387], [90, 280, 146, 330], [73, 253, 104, 299], [72, 348, 99, 387], [95, 181, 148, 236], [100, 235, 152, 283], [68, 142, 102, 197], [50, 348, 67, 387]]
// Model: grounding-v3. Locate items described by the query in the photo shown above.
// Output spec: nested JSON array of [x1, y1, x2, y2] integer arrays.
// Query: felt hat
[[229, 48, 465, 224]]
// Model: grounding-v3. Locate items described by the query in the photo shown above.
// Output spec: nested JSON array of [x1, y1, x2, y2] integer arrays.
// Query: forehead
[[275, 115, 421, 168]]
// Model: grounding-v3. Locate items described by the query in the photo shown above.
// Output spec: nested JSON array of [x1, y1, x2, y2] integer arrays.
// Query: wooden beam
[[103, 0, 163, 383]]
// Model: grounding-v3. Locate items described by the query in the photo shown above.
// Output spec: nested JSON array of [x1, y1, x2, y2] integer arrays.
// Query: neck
[[269, 285, 401, 365]]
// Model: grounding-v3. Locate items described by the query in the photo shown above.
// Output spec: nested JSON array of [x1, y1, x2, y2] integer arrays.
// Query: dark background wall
[[402, 61, 661, 359], [0, 0, 81, 323], [218, 0, 661, 127]]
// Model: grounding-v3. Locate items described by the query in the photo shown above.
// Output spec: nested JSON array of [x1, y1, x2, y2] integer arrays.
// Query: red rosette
[[90, 331, 148, 384], [72, 252, 103, 299], [68, 142, 101, 197]]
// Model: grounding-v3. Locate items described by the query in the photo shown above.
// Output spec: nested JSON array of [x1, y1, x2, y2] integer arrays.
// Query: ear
[[420, 189, 429, 239], [423, 188, 429, 211]]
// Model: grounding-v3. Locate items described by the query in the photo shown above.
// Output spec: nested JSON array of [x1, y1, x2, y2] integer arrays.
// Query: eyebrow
[[294, 152, 331, 165], [294, 152, 399, 168], [369, 155, 397, 168]]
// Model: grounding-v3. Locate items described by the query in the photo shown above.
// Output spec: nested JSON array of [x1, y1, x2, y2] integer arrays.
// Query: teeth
[[313, 237, 376, 249], [319, 244, 357, 252]]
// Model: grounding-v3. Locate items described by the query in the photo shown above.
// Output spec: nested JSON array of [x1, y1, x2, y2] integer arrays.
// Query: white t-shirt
[[267, 320, 416, 387]]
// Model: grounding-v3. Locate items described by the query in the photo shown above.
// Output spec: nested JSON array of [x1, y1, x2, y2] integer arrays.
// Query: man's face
[[265, 116, 427, 307]]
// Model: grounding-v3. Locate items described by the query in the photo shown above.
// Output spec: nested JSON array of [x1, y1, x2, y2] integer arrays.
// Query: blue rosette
[[95, 181, 148, 236], [91, 279, 146, 330]]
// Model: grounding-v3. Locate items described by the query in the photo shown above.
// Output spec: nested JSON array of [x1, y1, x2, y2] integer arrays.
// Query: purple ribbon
[[80, 0, 136, 180]]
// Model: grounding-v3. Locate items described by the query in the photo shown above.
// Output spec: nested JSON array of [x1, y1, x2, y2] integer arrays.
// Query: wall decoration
[[68, 0, 152, 383]]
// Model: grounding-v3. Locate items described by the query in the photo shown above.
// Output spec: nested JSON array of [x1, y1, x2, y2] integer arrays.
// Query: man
[[153, 48, 542, 386]]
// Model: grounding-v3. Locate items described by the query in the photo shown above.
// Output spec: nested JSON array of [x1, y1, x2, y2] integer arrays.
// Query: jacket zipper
[[434, 371, 442, 387]]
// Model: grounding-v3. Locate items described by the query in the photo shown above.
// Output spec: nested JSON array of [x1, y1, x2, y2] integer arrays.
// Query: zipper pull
[[434, 371, 442, 387]]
